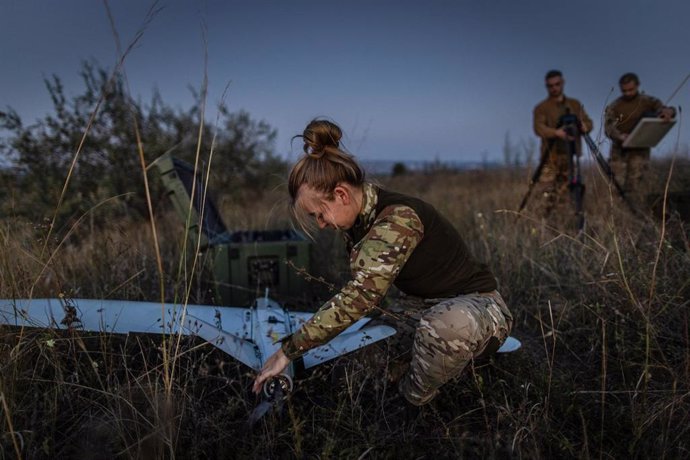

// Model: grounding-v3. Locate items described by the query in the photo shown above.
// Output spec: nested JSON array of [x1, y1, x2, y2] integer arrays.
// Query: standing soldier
[[604, 72, 676, 204], [532, 70, 593, 224]]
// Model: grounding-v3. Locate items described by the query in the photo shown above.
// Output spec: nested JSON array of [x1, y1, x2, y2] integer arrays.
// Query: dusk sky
[[1, 0, 689, 164]]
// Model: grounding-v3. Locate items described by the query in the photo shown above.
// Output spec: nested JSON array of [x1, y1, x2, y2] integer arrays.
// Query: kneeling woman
[[253, 119, 512, 405]]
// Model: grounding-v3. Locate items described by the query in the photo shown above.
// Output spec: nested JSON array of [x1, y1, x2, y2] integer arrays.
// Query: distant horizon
[[1, 143, 686, 175]]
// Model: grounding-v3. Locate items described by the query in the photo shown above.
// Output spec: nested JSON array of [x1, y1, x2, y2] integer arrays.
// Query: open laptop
[[622, 117, 676, 148]]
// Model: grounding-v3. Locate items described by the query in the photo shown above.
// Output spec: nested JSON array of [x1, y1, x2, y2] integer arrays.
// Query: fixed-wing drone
[[0, 292, 520, 414], [0, 291, 398, 399]]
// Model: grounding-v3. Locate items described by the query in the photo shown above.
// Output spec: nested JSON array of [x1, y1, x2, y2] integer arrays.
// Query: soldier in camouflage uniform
[[532, 70, 593, 223], [253, 119, 513, 406], [604, 72, 676, 203]]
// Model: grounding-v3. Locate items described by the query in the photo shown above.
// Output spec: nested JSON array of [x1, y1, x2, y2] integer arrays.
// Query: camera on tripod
[[517, 106, 640, 231], [557, 111, 582, 140]]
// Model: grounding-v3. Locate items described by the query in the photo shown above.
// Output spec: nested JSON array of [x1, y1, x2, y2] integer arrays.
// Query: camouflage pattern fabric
[[281, 183, 424, 359], [398, 290, 513, 406], [531, 151, 572, 221], [604, 93, 665, 202], [609, 149, 651, 206], [532, 96, 593, 222]]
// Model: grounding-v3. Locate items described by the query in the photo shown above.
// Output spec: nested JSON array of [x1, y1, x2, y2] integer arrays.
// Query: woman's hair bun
[[302, 119, 342, 158]]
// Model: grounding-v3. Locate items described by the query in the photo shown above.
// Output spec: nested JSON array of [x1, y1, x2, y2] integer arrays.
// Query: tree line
[[0, 60, 286, 228]]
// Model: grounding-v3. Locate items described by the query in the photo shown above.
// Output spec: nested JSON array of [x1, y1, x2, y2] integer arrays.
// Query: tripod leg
[[567, 136, 586, 233], [570, 183, 586, 232], [583, 133, 641, 216], [517, 148, 550, 215]]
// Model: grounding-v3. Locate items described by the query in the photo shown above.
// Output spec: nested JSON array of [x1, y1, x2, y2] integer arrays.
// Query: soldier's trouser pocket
[[401, 290, 512, 403]]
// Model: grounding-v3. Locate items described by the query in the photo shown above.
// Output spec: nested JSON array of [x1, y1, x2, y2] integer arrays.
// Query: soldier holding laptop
[[604, 72, 676, 203]]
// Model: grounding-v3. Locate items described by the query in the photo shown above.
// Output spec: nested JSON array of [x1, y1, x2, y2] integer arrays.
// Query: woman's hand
[[252, 348, 290, 394]]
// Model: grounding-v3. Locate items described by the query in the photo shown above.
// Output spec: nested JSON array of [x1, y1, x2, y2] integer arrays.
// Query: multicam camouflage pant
[[609, 147, 651, 206], [398, 290, 513, 406], [531, 152, 572, 222]]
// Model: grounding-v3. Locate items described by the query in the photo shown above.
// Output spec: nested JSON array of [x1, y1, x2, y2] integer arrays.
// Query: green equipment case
[[152, 152, 310, 306]]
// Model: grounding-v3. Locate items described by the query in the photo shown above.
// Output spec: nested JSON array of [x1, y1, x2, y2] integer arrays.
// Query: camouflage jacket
[[281, 183, 497, 359], [281, 183, 424, 359]]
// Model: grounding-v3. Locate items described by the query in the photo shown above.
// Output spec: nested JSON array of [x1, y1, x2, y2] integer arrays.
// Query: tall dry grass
[[1, 161, 689, 458]]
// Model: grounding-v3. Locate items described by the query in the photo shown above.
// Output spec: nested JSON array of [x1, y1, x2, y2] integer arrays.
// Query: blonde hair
[[288, 119, 365, 232]]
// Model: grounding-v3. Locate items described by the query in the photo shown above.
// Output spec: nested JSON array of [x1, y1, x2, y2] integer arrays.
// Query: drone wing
[[0, 298, 399, 372], [497, 336, 522, 353], [302, 320, 396, 369], [184, 313, 261, 370], [0, 298, 249, 334], [0, 298, 262, 368], [0, 298, 175, 333]]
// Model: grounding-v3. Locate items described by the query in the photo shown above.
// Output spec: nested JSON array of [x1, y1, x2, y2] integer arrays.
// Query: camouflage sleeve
[[604, 102, 623, 142], [281, 205, 424, 360]]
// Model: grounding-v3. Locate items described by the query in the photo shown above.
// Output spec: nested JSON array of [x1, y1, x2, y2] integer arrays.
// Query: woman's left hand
[[252, 348, 290, 394]]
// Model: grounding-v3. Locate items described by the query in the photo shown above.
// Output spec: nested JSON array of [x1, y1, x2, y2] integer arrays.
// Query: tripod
[[518, 112, 637, 230], [563, 112, 586, 231], [517, 111, 585, 230]]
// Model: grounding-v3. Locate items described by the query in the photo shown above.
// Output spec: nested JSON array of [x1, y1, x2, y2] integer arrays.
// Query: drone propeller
[[247, 375, 293, 427]]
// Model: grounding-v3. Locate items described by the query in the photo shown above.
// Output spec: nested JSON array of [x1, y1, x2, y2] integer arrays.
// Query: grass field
[[1, 160, 689, 459]]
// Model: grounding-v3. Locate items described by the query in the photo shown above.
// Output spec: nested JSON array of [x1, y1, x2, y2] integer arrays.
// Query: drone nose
[[262, 373, 294, 399]]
